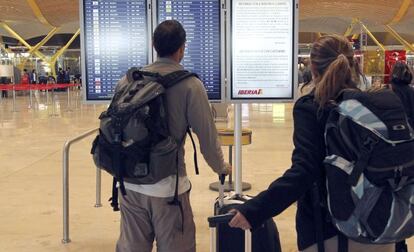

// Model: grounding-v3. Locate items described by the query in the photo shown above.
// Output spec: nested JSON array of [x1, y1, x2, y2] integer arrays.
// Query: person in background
[[390, 61, 414, 128], [65, 67, 71, 83], [57, 68, 65, 83], [298, 69, 313, 97], [298, 62, 305, 84], [47, 73, 56, 84], [228, 35, 395, 252], [21, 69, 30, 84], [353, 59, 370, 91], [30, 69, 37, 84]]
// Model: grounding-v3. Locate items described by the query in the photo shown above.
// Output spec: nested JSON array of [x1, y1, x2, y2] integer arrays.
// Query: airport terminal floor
[[0, 90, 412, 252]]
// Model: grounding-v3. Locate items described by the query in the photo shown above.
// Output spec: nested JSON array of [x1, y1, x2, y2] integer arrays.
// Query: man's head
[[153, 20, 186, 62]]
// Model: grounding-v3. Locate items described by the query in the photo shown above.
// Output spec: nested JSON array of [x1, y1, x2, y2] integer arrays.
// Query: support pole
[[66, 86, 72, 112], [384, 25, 414, 52], [234, 103, 242, 195], [359, 22, 386, 52], [12, 87, 17, 112], [29, 87, 33, 109]]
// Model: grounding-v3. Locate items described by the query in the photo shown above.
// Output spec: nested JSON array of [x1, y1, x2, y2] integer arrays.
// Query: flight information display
[[82, 0, 149, 101], [157, 0, 222, 101], [230, 0, 295, 100]]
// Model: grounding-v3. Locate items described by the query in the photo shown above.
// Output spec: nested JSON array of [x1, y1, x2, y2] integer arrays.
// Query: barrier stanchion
[[62, 128, 99, 244], [12, 86, 17, 112], [49, 85, 59, 117], [29, 86, 33, 109], [66, 85, 73, 112], [46, 87, 49, 105]]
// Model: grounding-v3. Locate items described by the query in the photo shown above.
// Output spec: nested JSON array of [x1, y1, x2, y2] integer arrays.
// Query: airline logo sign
[[237, 89, 263, 96]]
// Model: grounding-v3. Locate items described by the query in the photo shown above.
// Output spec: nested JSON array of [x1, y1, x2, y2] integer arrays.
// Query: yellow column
[[344, 18, 359, 37], [26, 0, 55, 27], [384, 25, 414, 52], [359, 22, 386, 52], [386, 0, 412, 25], [50, 29, 80, 65], [0, 22, 47, 61]]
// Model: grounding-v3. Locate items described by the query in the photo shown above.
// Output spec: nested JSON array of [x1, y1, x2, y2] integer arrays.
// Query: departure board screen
[[230, 0, 295, 100], [82, 0, 149, 101], [157, 0, 222, 101]]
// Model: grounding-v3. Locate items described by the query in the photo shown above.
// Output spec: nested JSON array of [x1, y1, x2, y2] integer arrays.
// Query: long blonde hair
[[311, 35, 358, 107]]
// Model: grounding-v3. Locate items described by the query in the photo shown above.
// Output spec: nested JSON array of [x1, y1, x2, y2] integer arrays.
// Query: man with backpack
[[110, 20, 231, 252]]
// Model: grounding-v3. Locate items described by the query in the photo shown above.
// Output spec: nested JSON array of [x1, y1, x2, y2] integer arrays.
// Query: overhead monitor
[[228, 0, 298, 101], [80, 0, 151, 102], [156, 0, 224, 101]]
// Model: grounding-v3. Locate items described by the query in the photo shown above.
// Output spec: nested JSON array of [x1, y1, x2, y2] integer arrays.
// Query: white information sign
[[229, 0, 297, 101]]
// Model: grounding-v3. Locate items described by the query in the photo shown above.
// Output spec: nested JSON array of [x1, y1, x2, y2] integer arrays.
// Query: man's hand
[[228, 209, 252, 230]]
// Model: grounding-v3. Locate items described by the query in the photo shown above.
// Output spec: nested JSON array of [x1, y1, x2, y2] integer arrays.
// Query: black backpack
[[318, 89, 414, 251], [91, 67, 199, 211]]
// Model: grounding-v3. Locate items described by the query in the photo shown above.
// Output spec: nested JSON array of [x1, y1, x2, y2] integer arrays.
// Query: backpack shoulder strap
[[158, 70, 199, 89], [186, 127, 199, 175]]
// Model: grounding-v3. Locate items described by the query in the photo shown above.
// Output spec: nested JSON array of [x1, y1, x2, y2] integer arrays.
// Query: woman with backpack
[[228, 35, 396, 252], [390, 61, 414, 128]]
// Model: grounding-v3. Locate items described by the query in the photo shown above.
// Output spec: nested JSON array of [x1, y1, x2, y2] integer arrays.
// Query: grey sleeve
[[186, 78, 227, 174]]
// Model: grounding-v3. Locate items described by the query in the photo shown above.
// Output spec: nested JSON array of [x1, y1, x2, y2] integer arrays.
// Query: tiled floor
[[0, 90, 412, 252]]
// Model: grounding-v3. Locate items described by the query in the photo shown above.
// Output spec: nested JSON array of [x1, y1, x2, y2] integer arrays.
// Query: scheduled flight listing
[[232, 0, 293, 99]]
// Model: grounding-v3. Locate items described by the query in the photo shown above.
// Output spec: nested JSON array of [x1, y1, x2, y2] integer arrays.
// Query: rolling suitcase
[[208, 175, 282, 252]]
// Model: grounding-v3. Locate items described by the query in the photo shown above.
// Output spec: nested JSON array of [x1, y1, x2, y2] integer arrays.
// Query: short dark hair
[[153, 20, 186, 57], [391, 61, 413, 85]]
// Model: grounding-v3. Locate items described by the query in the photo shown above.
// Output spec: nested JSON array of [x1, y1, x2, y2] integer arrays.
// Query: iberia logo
[[238, 89, 263, 95]]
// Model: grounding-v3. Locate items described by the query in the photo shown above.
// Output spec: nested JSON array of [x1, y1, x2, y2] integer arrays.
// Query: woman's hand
[[228, 210, 252, 230]]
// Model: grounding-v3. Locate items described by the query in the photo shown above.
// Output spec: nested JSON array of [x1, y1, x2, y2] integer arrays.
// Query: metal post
[[95, 168, 102, 207], [62, 128, 99, 244], [29, 87, 33, 109], [46, 88, 49, 104], [228, 145, 233, 185], [234, 103, 242, 195], [50, 88, 58, 117], [12, 87, 16, 112], [66, 86, 72, 112]]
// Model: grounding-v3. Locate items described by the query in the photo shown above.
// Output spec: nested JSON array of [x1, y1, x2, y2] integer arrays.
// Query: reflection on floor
[[0, 90, 412, 252]]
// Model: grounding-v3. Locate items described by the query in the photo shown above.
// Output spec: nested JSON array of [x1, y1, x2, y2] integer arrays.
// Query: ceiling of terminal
[[0, 0, 413, 46]]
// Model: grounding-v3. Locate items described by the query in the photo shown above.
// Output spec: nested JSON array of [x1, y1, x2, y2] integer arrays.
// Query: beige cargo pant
[[301, 236, 395, 252], [116, 190, 196, 252]]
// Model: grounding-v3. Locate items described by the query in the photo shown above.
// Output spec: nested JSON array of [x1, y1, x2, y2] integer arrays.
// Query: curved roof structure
[[0, 0, 413, 44]]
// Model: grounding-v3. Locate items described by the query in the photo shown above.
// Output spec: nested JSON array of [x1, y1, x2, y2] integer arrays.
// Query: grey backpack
[[315, 89, 414, 252], [91, 67, 199, 211]]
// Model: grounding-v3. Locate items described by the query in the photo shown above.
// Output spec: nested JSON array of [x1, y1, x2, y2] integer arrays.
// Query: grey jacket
[[117, 57, 226, 176]]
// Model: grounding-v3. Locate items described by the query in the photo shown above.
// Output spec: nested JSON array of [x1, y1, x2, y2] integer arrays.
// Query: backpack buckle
[[363, 137, 378, 151]]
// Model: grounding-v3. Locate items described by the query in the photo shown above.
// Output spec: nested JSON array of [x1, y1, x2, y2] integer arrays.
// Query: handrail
[[62, 128, 99, 244]]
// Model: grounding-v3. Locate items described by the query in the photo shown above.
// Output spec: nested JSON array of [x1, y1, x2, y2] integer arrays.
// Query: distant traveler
[[57, 68, 65, 83], [47, 73, 56, 84], [353, 60, 370, 91], [65, 67, 71, 83], [390, 61, 414, 128], [229, 35, 397, 252], [21, 69, 30, 84], [30, 69, 37, 84], [298, 69, 313, 97], [114, 20, 231, 252]]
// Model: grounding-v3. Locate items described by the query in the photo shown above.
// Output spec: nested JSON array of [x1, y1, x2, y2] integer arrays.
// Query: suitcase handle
[[208, 212, 236, 227]]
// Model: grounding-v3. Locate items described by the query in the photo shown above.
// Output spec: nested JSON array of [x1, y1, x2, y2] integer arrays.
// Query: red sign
[[385, 50, 406, 84]]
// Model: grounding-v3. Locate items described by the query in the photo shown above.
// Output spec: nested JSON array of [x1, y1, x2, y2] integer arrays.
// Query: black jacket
[[392, 84, 414, 128], [236, 94, 338, 250]]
